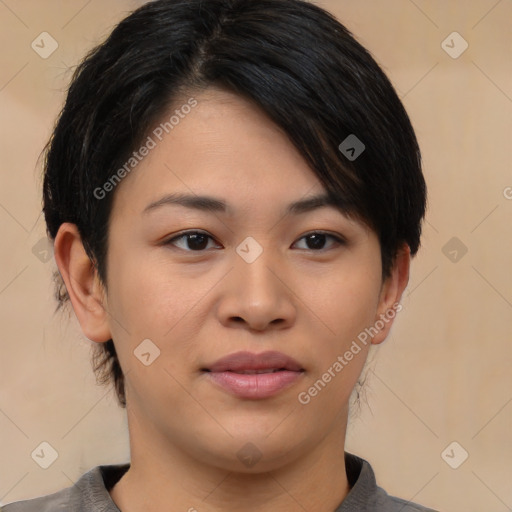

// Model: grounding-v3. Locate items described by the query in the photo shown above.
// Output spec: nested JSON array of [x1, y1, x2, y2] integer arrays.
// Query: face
[[92, 88, 401, 472]]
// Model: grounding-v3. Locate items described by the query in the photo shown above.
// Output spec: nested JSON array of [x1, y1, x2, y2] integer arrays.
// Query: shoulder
[[1, 483, 75, 512], [1, 464, 129, 512], [340, 452, 439, 512], [372, 486, 439, 512]]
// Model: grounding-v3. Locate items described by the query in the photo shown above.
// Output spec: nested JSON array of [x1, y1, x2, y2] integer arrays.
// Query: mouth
[[217, 369, 287, 374], [202, 351, 305, 399], [202, 350, 304, 373]]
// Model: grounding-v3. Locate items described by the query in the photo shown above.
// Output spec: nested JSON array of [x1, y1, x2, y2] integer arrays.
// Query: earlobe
[[371, 244, 411, 345], [53, 223, 112, 343]]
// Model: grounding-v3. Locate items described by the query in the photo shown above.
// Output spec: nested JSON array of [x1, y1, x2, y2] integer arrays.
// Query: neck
[[110, 409, 350, 512]]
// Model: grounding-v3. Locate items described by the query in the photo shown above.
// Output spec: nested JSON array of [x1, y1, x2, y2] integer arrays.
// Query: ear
[[371, 243, 411, 345], [53, 222, 112, 343]]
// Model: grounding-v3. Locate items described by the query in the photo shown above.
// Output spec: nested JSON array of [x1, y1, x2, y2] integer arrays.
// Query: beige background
[[1, 1, 511, 511]]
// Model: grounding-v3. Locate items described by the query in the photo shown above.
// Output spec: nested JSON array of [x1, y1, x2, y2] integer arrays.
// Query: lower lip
[[205, 370, 303, 399]]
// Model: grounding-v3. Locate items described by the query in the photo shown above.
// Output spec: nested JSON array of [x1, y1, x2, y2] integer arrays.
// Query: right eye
[[163, 230, 222, 252]]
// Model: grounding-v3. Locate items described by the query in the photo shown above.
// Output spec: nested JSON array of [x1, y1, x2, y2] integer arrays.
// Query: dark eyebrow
[[287, 193, 340, 214], [143, 193, 228, 215], [142, 192, 343, 216]]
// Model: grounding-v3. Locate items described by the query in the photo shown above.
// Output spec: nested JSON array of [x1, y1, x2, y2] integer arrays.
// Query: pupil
[[307, 234, 326, 250], [189, 234, 208, 250]]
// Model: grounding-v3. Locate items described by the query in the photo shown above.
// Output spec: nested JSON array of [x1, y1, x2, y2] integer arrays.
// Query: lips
[[202, 351, 304, 399], [203, 350, 304, 373]]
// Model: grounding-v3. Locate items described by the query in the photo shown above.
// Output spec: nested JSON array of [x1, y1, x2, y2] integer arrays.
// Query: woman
[[3, 0, 437, 510]]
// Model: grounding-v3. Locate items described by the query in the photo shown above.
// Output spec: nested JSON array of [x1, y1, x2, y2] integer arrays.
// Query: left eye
[[293, 232, 343, 251]]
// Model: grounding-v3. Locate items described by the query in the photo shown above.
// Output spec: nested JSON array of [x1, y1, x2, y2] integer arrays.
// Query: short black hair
[[43, 0, 427, 408]]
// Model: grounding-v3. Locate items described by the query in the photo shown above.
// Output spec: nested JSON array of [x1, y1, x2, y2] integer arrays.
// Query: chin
[[194, 427, 310, 473]]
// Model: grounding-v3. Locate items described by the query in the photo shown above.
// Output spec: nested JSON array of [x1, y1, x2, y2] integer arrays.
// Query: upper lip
[[203, 350, 304, 372]]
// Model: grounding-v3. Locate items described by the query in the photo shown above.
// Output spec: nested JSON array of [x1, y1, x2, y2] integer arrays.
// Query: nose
[[216, 247, 297, 332]]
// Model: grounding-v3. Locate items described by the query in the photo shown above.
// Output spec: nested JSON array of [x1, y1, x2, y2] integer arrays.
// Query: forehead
[[110, 88, 330, 217]]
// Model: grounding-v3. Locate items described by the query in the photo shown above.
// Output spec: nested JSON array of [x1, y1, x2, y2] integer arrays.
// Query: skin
[[54, 87, 410, 512]]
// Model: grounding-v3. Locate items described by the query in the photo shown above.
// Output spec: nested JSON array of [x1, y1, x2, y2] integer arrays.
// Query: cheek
[[106, 252, 161, 333], [104, 248, 219, 365], [300, 260, 381, 344], [294, 256, 382, 403]]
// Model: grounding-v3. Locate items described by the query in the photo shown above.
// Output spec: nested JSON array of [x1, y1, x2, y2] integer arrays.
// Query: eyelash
[[163, 230, 346, 252]]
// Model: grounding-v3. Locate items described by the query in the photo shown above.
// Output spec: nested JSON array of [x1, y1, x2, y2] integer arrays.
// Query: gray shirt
[[1, 453, 438, 511]]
